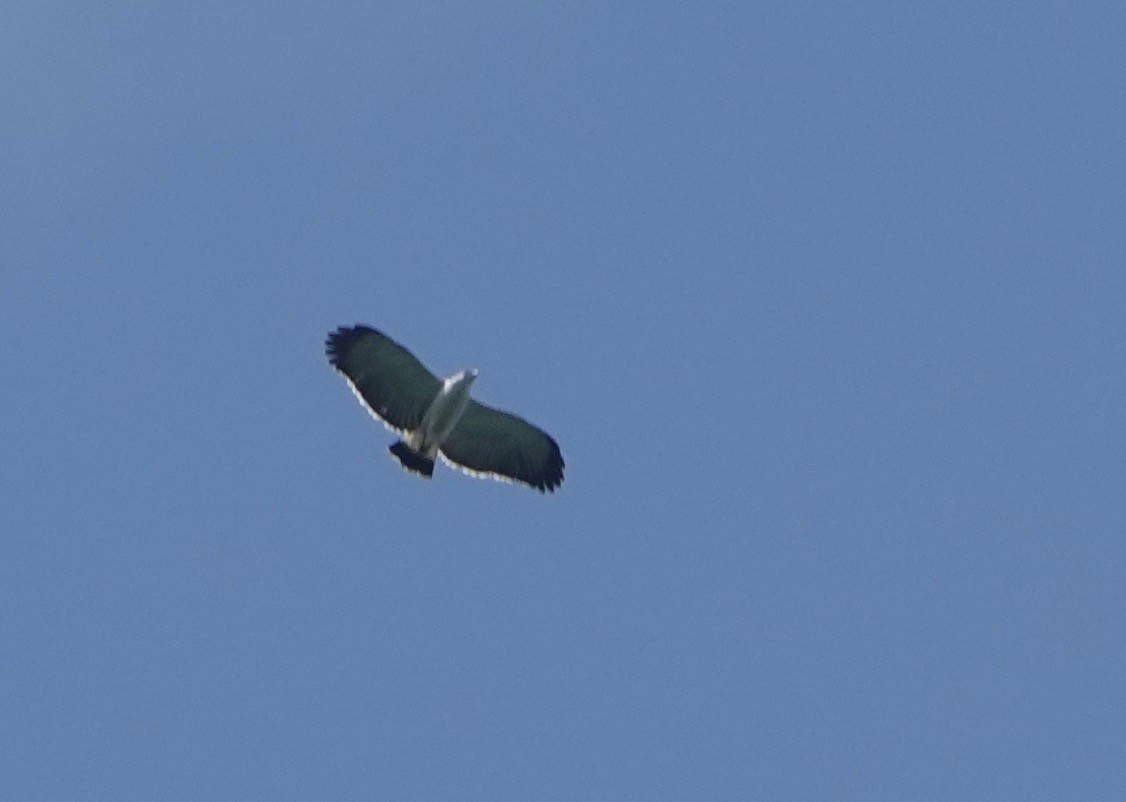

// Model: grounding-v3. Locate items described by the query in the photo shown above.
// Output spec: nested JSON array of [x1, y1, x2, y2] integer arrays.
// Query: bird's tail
[[389, 440, 435, 478]]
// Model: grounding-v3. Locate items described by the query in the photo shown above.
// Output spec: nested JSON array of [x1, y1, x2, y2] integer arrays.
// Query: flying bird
[[325, 324, 564, 492]]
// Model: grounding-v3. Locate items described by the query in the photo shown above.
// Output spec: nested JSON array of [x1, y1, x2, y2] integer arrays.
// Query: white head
[[444, 369, 479, 392]]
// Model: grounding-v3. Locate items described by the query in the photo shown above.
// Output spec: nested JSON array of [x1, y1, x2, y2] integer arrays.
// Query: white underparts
[[410, 370, 477, 456]]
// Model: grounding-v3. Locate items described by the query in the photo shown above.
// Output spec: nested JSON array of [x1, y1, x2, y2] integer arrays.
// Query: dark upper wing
[[439, 400, 564, 492], [325, 325, 442, 434]]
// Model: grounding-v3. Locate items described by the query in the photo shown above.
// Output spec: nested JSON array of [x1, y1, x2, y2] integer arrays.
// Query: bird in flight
[[325, 325, 564, 493]]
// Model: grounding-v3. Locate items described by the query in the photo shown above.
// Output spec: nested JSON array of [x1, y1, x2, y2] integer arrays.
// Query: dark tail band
[[389, 440, 435, 478]]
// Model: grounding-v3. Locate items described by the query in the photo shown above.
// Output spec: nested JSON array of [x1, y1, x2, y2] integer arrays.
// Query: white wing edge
[[437, 451, 521, 486], [338, 371, 416, 438]]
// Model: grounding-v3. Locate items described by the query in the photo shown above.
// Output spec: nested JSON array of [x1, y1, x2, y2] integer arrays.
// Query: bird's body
[[412, 370, 478, 458], [391, 370, 478, 478], [325, 325, 564, 492]]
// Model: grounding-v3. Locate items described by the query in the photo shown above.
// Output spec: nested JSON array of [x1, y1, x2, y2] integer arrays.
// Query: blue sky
[[3, 1, 1124, 798]]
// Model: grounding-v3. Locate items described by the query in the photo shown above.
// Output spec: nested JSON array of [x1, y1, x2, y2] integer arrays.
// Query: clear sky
[[3, 2, 1124, 799]]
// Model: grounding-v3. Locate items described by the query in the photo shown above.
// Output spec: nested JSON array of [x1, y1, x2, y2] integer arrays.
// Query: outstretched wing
[[439, 400, 564, 492], [325, 325, 442, 434]]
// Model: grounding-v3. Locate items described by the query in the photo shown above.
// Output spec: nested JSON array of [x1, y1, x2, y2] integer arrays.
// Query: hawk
[[326, 325, 564, 493]]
